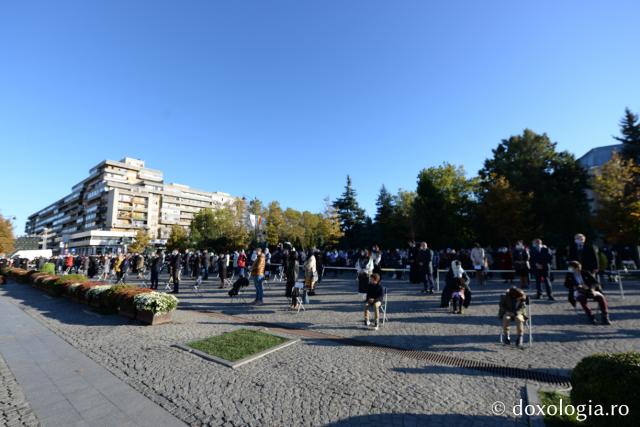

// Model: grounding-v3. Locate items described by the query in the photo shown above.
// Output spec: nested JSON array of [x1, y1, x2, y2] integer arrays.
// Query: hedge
[[571, 351, 640, 427], [0, 267, 179, 321]]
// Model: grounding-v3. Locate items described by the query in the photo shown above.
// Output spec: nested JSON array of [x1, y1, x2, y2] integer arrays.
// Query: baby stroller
[[228, 276, 249, 297]]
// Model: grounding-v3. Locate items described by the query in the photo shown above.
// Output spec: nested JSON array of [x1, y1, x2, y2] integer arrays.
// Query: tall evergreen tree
[[614, 108, 640, 164], [332, 175, 367, 247], [374, 185, 395, 247]]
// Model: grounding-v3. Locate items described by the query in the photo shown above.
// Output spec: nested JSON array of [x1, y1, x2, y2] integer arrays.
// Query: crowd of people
[[3, 232, 625, 337]]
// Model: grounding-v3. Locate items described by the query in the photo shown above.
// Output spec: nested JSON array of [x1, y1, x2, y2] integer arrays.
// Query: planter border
[[174, 328, 299, 369], [524, 383, 573, 427]]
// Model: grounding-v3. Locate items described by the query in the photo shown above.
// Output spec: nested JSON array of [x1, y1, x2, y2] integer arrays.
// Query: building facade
[[25, 158, 236, 255], [577, 144, 622, 212]]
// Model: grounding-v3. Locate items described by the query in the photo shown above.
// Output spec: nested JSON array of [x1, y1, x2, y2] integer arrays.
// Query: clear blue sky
[[1, 0, 639, 234]]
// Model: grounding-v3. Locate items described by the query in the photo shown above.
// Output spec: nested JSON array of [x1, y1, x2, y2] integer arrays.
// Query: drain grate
[[184, 308, 571, 387]]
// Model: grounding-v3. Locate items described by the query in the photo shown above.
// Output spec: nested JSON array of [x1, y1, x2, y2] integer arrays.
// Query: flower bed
[[0, 267, 178, 325], [134, 293, 179, 325]]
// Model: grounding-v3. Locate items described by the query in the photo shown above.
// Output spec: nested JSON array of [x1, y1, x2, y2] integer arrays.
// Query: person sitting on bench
[[565, 260, 611, 325], [364, 273, 383, 330], [498, 286, 528, 347]]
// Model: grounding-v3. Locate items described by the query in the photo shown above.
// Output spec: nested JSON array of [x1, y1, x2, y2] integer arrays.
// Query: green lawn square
[[538, 391, 583, 427], [188, 329, 290, 362]]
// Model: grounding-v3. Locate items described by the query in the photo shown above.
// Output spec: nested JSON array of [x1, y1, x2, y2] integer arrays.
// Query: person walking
[[237, 250, 247, 278], [304, 250, 318, 296]]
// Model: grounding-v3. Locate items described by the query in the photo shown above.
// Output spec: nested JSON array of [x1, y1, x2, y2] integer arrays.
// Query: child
[[364, 273, 384, 330], [450, 284, 466, 314], [498, 286, 528, 347]]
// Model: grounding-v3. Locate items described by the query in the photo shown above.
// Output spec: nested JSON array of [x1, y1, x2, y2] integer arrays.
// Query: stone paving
[[0, 281, 533, 427], [0, 293, 185, 427], [172, 272, 640, 378], [1, 272, 638, 426], [0, 354, 39, 427]]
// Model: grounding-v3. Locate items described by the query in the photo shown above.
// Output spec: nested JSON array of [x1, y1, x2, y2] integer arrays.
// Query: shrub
[[571, 351, 640, 427], [53, 275, 88, 297], [40, 262, 56, 275], [105, 286, 153, 312], [72, 282, 103, 301], [134, 292, 179, 314], [86, 285, 113, 305], [99, 284, 133, 311], [0, 275, 5, 284]]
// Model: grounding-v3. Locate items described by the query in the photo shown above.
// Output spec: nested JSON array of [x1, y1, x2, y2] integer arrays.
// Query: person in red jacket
[[64, 255, 74, 274], [237, 250, 247, 278]]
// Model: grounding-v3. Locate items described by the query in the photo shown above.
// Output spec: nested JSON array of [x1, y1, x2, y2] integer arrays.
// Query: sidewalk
[[0, 296, 185, 427]]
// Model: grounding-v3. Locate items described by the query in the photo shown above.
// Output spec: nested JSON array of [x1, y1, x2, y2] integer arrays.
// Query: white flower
[[133, 292, 179, 314], [87, 285, 113, 300]]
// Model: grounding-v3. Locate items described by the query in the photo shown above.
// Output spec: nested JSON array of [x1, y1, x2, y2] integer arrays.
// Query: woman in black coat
[[440, 260, 472, 309]]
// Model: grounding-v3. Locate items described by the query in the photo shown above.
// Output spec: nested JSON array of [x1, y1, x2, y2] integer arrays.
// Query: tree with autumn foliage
[[592, 153, 640, 245]]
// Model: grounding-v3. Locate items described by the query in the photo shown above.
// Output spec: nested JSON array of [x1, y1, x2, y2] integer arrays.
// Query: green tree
[[282, 208, 304, 247], [189, 202, 250, 252], [190, 209, 217, 249], [476, 175, 537, 246], [592, 153, 640, 245], [128, 229, 151, 253], [479, 129, 591, 247], [265, 201, 285, 246], [166, 224, 189, 251], [332, 175, 368, 247], [392, 190, 416, 244], [614, 108, 640, 165], [248, 197, 264, 216], [413, 163, 476, 248], [374, 185, 395, 247], [318, 197, 343, 248], [0, 214, 15, 255]]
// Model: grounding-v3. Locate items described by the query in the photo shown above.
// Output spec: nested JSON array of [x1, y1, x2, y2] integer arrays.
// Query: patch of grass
[[539, 391, 584, 427], [188, 329, 289, 362]]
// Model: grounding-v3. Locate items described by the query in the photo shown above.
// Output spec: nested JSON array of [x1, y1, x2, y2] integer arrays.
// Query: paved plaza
[[1, 273, 638, 426]]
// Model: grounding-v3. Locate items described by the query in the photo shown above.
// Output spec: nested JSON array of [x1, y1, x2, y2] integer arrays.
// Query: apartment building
[[25, 158, 236, 254]]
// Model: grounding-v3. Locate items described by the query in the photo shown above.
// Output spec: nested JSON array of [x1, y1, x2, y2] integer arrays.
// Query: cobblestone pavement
[[0, 282, 532, 427], [170, 273, 640, 378], [0, 354, 39, 427]]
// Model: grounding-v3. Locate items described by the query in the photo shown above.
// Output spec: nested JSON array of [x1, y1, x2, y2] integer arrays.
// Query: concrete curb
[[525, 383, 546, 427], [174, 329, 300, 369]]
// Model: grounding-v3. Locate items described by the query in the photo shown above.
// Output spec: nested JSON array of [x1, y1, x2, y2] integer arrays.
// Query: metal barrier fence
[[317, 266, 638, 299]]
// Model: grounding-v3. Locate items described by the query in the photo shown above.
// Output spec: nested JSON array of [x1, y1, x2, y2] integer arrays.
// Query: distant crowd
[[3, 233, 636, 338]]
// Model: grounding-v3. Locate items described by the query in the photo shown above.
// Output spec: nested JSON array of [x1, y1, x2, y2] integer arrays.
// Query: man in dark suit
[[149, 251, 162, 290], [530, 238, 554, 300], [564, 261, 611, 325], [170, 250, 182, 293], [417, 242, 435, 294], [568, 233, 599, 274]]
